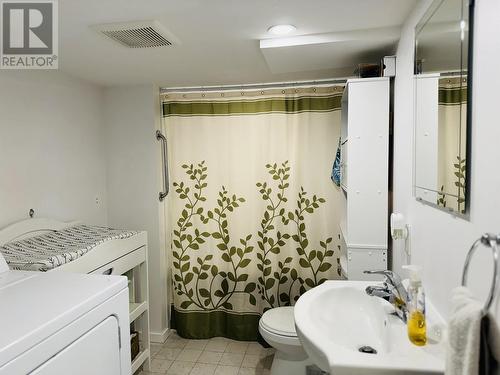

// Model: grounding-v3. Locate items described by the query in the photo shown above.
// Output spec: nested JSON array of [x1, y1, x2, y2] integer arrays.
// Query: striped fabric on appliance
[[0, 225, 138, 271]]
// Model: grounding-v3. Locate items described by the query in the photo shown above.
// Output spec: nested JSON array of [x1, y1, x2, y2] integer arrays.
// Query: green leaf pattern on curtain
[[171, 160, 335, 315], [256, 161, 334, 308], [172, 161, 255, 311]]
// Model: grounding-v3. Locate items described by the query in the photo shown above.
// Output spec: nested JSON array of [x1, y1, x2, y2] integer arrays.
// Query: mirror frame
[[413, 0, 475, 218]]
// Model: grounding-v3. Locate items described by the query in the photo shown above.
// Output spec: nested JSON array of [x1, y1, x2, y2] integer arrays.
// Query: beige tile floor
[[137, 332, 274, 375]]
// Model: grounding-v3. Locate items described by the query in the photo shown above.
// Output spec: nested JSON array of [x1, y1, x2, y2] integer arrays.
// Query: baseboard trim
[[150, 328, 170, 343]]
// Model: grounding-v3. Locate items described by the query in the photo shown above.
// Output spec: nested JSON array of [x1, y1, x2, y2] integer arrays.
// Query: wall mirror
[[413, 0, 473, 216]]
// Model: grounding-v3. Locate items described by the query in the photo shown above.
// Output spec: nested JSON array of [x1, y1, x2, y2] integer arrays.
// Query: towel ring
[[461, 233, 500, 315]]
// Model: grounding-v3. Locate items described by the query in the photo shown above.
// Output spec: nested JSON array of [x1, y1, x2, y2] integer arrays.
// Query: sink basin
[[294, 281, 445, 375]]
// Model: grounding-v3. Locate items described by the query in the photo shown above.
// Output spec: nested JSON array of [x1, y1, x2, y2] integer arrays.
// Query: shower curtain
[[437, 77, 467, 213], [162, 86, 343, 340]]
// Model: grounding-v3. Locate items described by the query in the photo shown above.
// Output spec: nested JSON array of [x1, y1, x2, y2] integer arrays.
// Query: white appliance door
[[31, 316, 121, 375]]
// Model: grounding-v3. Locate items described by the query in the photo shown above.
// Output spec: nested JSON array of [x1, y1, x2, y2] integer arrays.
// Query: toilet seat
[[260, 306, 297, 337]]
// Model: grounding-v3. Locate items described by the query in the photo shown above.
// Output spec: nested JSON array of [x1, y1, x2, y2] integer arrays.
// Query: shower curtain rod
[[160, 77, 349, 93]]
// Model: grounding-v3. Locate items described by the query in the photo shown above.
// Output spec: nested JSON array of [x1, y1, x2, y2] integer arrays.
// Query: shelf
[[129, 301, 148, 323], [131, 348, 150, 374]]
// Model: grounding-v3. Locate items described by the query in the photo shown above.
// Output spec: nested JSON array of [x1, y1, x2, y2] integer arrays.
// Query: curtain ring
[[261, 90, 265, 95], [202, 93, 206, 98], [241, 92, 244, 96], [295, 89, 299, 93], [182, 94, 187, 98], [281, 90, 285, 94], [313, 88, 317, 93]]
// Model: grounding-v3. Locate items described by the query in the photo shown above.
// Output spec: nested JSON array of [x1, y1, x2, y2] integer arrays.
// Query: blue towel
[[331, 138, 341, 186]]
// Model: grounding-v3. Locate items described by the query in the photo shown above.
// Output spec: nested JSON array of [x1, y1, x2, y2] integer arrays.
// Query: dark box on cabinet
[[354, 63, 381, 78], [130, 331, 140, 361]]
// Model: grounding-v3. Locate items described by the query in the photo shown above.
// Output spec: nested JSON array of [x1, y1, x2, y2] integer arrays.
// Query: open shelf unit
[[131, 348, 150, 374], [124, 252, 151, 373], [129, 301, 148, 323]]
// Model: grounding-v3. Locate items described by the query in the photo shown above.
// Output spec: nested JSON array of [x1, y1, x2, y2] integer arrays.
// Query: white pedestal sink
[[294, 281, 446, 375]]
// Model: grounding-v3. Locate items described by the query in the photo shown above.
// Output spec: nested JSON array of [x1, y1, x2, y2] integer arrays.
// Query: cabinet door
[[346, 79, 389, 246], [31, 316, 121, 375]]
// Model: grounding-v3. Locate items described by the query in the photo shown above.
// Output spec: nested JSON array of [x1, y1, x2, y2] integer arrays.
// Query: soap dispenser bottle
[[402, 265, 427, 346]]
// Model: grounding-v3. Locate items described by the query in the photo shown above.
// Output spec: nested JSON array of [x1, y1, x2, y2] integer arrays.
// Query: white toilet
[[259, 306, 312, 375]]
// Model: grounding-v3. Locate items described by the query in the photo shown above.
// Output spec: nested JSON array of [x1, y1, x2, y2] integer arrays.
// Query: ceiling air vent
[[93, 21, 179, 48]]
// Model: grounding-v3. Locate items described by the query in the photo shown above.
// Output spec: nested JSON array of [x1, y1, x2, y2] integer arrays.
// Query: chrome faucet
[[364, 270, 408, 323]]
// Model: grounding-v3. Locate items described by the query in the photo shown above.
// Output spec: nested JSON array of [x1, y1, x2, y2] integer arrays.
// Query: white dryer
[[0, 255, 131, 375]]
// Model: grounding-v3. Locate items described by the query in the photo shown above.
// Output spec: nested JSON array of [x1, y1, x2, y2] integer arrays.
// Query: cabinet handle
[[102, 267, 114, 275]]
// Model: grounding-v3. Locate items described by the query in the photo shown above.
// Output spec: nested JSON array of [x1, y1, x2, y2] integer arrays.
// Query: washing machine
[[0, 254, 131, 374]]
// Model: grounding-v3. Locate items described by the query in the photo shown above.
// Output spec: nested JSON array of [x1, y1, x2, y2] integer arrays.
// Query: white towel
[[446, 286, 500, 375]]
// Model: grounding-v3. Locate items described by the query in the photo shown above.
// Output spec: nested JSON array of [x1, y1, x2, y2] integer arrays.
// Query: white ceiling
[[59, 0, 417, 87], [260, 26, 401, 74]]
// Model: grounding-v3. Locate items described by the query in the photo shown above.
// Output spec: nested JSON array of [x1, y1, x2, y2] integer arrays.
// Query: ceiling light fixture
[[267, 24, 296, 36]]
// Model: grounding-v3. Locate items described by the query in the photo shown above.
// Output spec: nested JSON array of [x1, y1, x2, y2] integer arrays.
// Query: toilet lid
[[260, 306, 297, 337]]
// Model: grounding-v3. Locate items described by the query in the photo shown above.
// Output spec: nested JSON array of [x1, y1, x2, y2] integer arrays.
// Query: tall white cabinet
[[414, 74, 440, 203], [339, 77, 389, 280]]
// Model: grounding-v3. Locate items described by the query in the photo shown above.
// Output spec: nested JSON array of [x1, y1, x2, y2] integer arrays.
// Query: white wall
[[0, 71, 107, 227], [393, 0, 500, 325], [103, 85, 168, 341], [0, 73, 169, 340]]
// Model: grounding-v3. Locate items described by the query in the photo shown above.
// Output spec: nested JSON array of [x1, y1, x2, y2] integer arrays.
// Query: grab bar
[[156, 130, 169, 201], [461, 233, 500, 316]]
